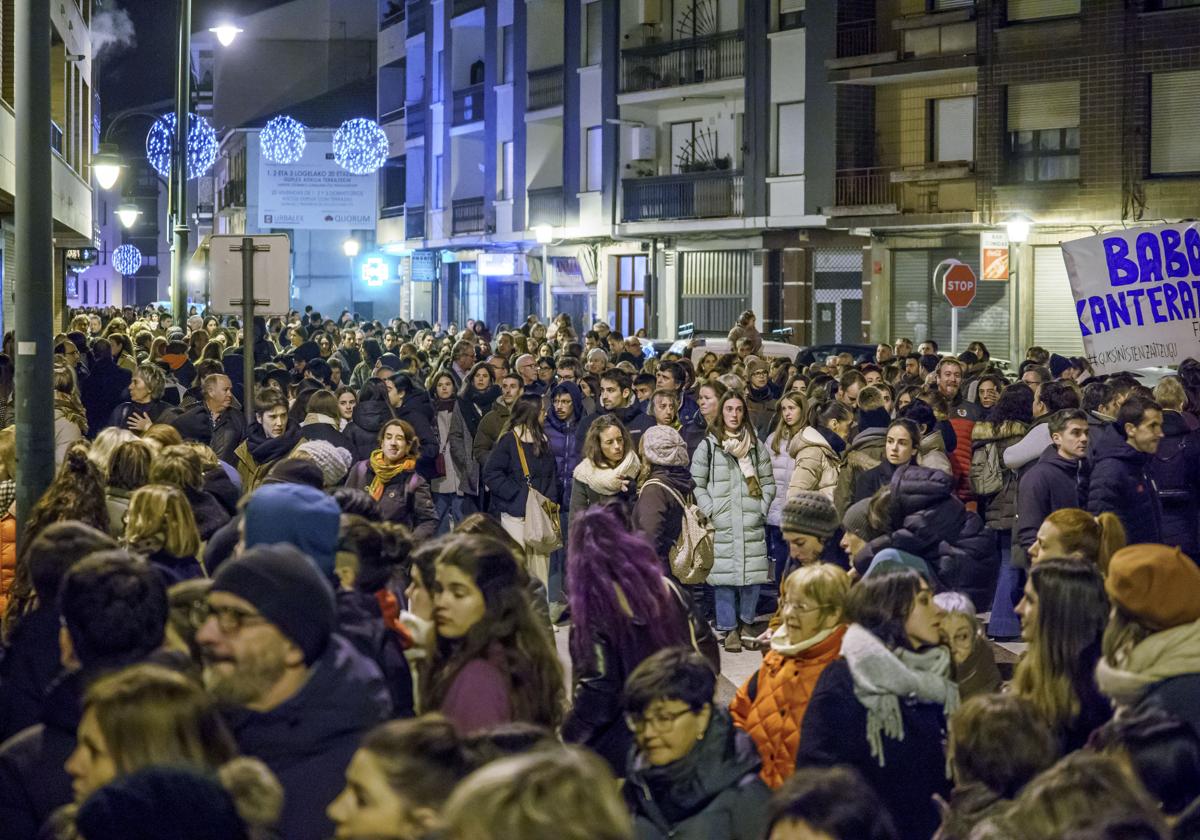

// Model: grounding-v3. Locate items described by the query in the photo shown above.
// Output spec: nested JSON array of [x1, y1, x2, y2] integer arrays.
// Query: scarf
[[434, 396, 457, 412], [1094, 617, 1200, 708], [301, 412, 340, 428], [817, 425, 846, 455], [459, 385, 500, 438], [840, 623, 959, 768], [770, 624, 839, 657], [722, 428, 758, 482], [573, 449, 641, 495], [55, 394, 88, 435], [246, 422, 301, 463], [366, 449, 416, 500]]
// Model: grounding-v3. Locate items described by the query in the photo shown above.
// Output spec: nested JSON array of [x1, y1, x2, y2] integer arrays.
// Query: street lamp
[[1005, 214, 1034, 358], [208, 24, 243, 47], [343, 238, 361, 257], [532, 225, 554, 321], [1006, 214, 1032, 244], [93, 143, 123, 190], [115, 203, 143, 229]]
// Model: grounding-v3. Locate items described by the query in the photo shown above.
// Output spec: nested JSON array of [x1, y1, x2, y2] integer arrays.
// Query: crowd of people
[[0, 304, 1198, 839]]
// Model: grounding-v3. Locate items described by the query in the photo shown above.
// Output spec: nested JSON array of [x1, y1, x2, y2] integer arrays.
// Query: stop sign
[[942, 261, 977, 308]]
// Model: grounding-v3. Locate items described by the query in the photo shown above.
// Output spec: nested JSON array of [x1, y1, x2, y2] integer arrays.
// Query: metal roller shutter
[[679, 250, 750, 334], [1151, 71, 1200, 175], [1007, 0, 1080, 21], [1032, 246, 1084, 355], [891, 251, 931, 346], [1007, 81, 1079, 131]]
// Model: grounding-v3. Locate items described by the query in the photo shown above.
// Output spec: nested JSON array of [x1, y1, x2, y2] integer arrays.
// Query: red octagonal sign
[[942, 261, 977, 308]]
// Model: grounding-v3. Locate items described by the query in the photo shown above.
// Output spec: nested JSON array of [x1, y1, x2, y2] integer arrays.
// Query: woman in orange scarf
[[346, 418, 438, 540]]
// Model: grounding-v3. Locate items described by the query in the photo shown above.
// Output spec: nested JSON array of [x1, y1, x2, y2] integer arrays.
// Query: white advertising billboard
[[258, 139, 377, 230]]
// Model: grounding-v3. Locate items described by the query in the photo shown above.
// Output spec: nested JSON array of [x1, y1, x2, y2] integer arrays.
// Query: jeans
[[714, 584, 761, 632], [433, 493, 462, 535], [547, 509, 570, 606], [988, 531, 1024, 638]]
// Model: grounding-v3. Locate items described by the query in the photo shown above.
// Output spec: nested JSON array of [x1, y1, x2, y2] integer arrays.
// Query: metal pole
[[950, 307, 959, 355], [242, 237, 255, 425], [14, 0, 55, 542], [1011, 242, 1021, 359], [542, 243, 551, 321], [170, 0, 193, 324]]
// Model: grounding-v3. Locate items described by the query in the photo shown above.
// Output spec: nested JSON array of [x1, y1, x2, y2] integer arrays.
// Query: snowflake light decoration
[[112, 244, 143, 276], [260, 115, 307, 164], [145, 112, 218, 180], [333, 118, 389, 175]]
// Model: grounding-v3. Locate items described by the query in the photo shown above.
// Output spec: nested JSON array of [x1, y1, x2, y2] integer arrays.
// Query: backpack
[[640, 478, 715, 585], [969, 440, 1005, 497]]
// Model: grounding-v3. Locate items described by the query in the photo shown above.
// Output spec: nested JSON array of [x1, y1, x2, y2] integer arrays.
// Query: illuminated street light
[[93, 143, 123, 190], [209, 24, 243, 47], [115, 203, 143, 229], [1006, 214, 1033, 244], [533, 224, 554, 245], [186, 266, 205, 285], [343, 238, 361, 257]]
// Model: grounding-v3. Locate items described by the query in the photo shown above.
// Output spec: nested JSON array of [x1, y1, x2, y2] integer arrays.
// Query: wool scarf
[[722, 427, 757, 481], [770, 624, 839, 657], [840, 623, 959, 768], [1094, 617, 1200, 708], [366, 450, 417, 500], [573, 449, 641, 494]]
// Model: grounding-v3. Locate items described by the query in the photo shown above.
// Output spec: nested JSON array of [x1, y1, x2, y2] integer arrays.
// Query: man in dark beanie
[[196, 544, 391, 840]]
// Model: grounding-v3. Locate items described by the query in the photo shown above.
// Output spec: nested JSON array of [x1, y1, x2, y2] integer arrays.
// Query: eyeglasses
[[191, 601, 268, 634], [626, 706, 693, 733], [780, 599, 822, 614]]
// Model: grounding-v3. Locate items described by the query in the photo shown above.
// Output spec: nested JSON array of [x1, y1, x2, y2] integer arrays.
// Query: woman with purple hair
[[561, 504, 718, 775]]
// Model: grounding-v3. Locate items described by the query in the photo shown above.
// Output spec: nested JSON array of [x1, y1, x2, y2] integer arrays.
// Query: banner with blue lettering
[[1061, 223, 1200, 374]]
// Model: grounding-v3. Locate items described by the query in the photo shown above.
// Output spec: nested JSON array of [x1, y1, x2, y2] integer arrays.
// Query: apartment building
[[0, 0, 96, 329], [826, 0, 1200, 360], [378, 0, 862, 342]]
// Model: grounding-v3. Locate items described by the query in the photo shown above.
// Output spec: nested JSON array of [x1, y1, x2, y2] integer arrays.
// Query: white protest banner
[[258, 140, 377, 230], [1060, 223, 1200, 374]]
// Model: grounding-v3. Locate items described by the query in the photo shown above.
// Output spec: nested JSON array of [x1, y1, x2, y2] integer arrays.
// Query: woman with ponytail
[[787, 400, 852, 504], [561, 505, 715, 774], [1028, 508, 1126, 574]]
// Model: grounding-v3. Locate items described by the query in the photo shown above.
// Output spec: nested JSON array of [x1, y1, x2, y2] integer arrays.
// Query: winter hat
[[781, 492, 840, 541], [244, 484, 341, 579], [211, 543, 335, 665], [294, 341, 322, 363], [842, 497, 875, 541], [746, 356, 769, 377], [641, 425, 689, 467], [76, 766, 247, 840], [377, 352, 402, 372], [858, 406, 891, 431], [864, 548, 933, 582], [262, 458, 326, 490], [1049, 353, 1072, 379], [957, 351, 979, 367], [293, 440, 353, 487], [1106, 544, 1200, 631]]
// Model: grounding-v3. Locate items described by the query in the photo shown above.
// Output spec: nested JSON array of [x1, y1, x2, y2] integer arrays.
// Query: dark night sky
[[97, 0, 290, 122]]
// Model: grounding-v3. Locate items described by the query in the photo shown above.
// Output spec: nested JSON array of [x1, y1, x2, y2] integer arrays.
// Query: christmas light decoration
[[112, 244, 143, 276], [333, 118, 389, 175], [145, 112, 218, 180], [259, 115, 307, 164]]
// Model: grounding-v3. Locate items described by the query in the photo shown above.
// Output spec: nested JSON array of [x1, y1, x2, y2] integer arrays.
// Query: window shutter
[[1007, 81, 1079, 131], [934, 0, 974, 8], [1007, 0, 1080, 21], [1151, 71, 1200, 175], [891, 251, 931, 345], [780, 0, 805, 12], [1032, 246, 1085, 355]]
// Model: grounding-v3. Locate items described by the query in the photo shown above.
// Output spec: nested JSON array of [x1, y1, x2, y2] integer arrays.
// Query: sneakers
[[723, 629, 743, 653]]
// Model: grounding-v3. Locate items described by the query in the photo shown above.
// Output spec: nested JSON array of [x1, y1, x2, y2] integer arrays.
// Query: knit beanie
[[1049, 353, 1071, 379], [781, 492, 840, 541], [1106, 544, 1200, 631], [641, 425, 689, 467], [842, 497, 875, 541], [858, 406, 891, 431], [212, 543, 335, 666], [76, 767, 247, 840], [865, 547, 933, 582], [244, 484, 341, 579], [262, 457, 326, 490], [293, 440, 353, 487], [294, 341, 322, 363], [377, 352, 402, 372], [746, 356, 768, 377]]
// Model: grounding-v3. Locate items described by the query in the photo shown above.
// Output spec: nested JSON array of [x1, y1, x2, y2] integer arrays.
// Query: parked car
[[795, 343, 876, 367], [664, 336, 801, 365]]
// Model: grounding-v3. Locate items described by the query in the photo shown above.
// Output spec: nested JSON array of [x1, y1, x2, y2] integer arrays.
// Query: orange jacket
[[0, 512, 15, 614], [730, 623, 847, 789]]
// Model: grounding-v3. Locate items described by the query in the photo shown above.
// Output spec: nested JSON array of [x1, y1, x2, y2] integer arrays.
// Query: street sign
[[942, 261, 977, 308], [207, 234, 292, 315], [980, 231, 1009, 281]]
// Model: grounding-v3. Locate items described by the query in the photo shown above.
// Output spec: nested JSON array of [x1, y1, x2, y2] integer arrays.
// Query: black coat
[[1016, 445, 1083, 552], [1086, 432, 1164, 545], [1149, 410, 1200, 557], [0, 606, 61, 742], [576, 400, 656, 451], [345, 399, 394, 462], [187, 486, 232, 542], [106, 398, 176, 432], [335, 590, 415, 718], [171, 404, 246, 465], [681, 412, 710, 457], [344, 461, 438, 540], [396, 390, 441, 480], [797, 659, 951, 840], [298, 421, 354, 457], [225, 634, 392, 840], [80, 357, 131, 438], [481, 432, 558, 519], [632, 464, 695, 567]]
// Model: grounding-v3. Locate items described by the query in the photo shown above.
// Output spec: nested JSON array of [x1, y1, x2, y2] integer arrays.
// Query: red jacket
[[0, 511, 15, 614]]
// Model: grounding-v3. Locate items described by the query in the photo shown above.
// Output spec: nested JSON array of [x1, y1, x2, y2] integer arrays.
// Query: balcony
[[620, 30, 744, 94], [621, 170, 743, 223], [527, 186, 564, 228], [452, 197, 485, 234], [452, 0, 484, 15], [380, 101, 405, 124], [380, 0, 405, 29], [219, 179, 247, 209], [527, 66, 564, 111], [406, 103, 426, 139], [50, 120, 63, 155], [406, 0, 425, 36], [828, 167, 899, 215], [406, 204, 425, 239], [452, 84, 485, 126], [826, 7, 977, 84]]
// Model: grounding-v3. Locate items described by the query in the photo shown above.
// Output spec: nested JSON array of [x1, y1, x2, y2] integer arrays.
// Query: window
[[501, 26, 514, 84], [615, 254, 647, 336], [669, 120, 704, 173], [1151, 71, 1200, 174], [432, 50, 443, 102], [931, 96, 974, 163], [501, 141, 513, 199], [584, 2, 603, 66], [1007, 0, 1080, 21], [1006, 81, 1079, 182], [775, 102, 804, 176], [779, 0, 804, 30], [586, 126, 603, 192], [433, 155, 443, 209]]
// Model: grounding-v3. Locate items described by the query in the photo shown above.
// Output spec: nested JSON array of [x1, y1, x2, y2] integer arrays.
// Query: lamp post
[[533, 224, 554, 321], [1005, 214, 1033, 360], [343, 237, 361, 314]]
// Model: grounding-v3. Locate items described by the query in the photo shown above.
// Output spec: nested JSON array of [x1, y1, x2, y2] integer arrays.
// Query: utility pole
[[14, 0, 55, 541], [170, 0, 193, 324]]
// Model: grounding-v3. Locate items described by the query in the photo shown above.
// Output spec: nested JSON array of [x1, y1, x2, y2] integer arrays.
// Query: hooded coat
[[787, 425, 844, 504], [545, 382, 584, 510], [335, 590, 415, 718], [234, 423, 301, 496], [624, 709, 770, 840], [344, 399, 395, 462], [632, 464, 695, 566], [764, 430, 799, 528], [1148, 410, 1200, 557], [225, 634, 392, 840], [691, 433, 775, 588], [834, 426, 886, 513], [969, 419, 1029, 530], [1086, 431, 1164, 546], [857, 465, 996, 607]]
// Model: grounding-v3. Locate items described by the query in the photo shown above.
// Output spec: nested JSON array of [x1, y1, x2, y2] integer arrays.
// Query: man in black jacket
[[1016, 408, 1089, 558], [1087, 396, 1165, 545], [171, 373, 246, 464], [575, 368, 654, 450]]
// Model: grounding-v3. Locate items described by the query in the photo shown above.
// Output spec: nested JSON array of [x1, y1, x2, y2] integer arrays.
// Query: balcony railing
[[527, 186, 564, 227], [833, 167, 899, 209], [406, 204, 425, 239], [219, 180, 247, 209], [621, 169, 743, 222], [620, 30, 744, 94], [50, 121, 63, 155], [406, 0, 425, 36], [452, 0, 484, 15], [406, 103, 426, 139], [379, 101, 406, 123], [527, 66, 564, 110], [452, 197, 485, 234], [836, 19, 880, 58], [452, 84, 485, 126], [381, 204, 406, 219], [380, 1, 405, 29]]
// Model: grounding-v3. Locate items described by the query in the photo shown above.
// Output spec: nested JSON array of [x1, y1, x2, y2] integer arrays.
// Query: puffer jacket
[[730, 624, 847, 789], [919, 430, 953, 474], [787, 426, 843, 504], [1086, 430, 1164, 546], [625, 709, 770, 840], [764, 430, 798, 528], [344, 399, 394, 462], [834, 426, 886, 513], [692, 434, 775, 588], [632, 464, 695, 566], [0, 509, 14, 613], [969, 420, 1029, 530], [1148, 410, 1200, 557], [946, 394, 982, 502], [856, 465, 997, 606], [545, 382, 584, 510]]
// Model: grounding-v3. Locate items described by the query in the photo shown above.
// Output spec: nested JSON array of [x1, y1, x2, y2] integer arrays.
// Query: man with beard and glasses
[[195, 544, 391, 840]]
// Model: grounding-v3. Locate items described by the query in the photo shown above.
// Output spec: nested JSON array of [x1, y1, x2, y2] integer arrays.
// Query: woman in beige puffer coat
[[787, 401, 853, 510]]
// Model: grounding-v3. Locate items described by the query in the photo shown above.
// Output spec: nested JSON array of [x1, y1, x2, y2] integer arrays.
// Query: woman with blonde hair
[[765, 392, 807, 580], [124, 484, 204, 582], [88, 428, 138, 479], [150, 444, 231, 540], [141, 422, 184, 454], [1027, 507, 1126, 573], [53, 362, 87, 464], [105, 439, 152, 538]]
